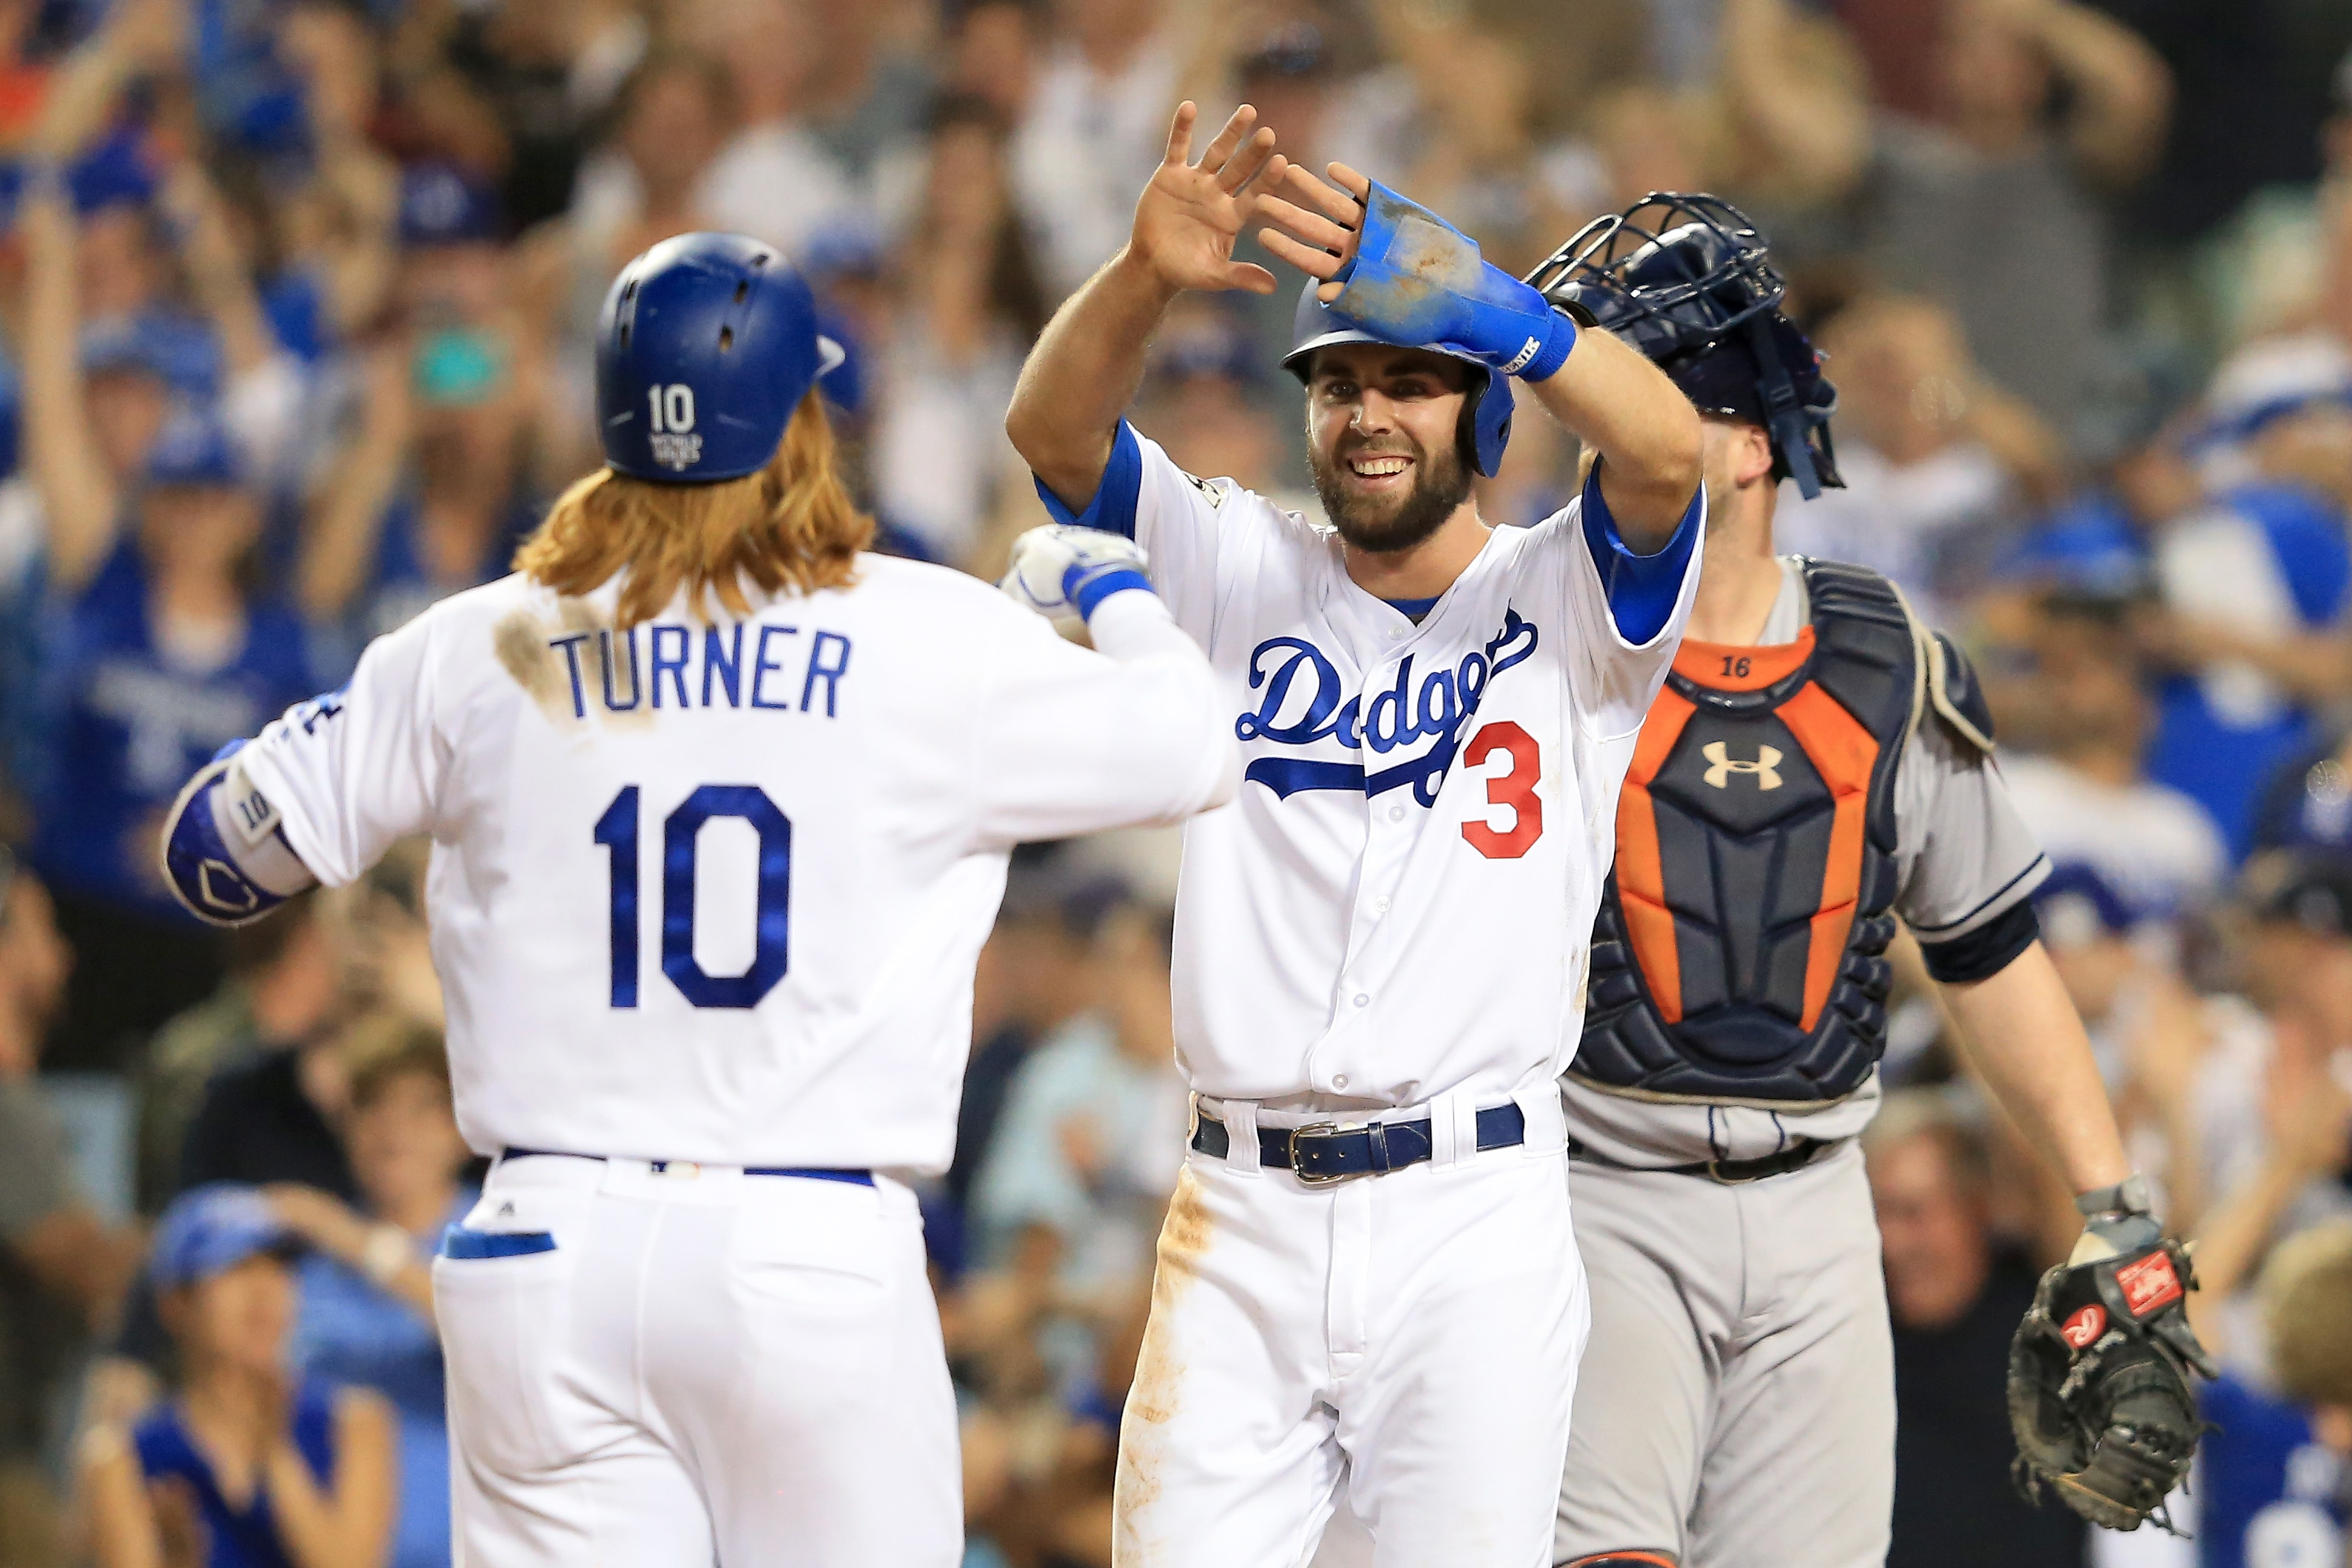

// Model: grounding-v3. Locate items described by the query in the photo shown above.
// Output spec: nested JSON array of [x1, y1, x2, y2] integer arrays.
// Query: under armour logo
[[1701, 741, 1783, 790]]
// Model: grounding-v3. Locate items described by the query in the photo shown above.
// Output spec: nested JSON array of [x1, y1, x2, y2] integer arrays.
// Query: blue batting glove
[[1325, 181, 1577, 381]]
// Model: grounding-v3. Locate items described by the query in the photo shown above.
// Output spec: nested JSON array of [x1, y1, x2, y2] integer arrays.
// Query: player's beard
[[1310, 429, 1476, 555]]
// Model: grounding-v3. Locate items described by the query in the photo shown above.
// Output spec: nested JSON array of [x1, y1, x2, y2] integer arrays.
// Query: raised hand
[[1129, 103, 1286, 296], [1257, 161, 1371, 302]]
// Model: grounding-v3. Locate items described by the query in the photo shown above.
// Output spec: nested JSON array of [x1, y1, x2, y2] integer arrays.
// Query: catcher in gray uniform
[[1538, 197, 2215, 1568]]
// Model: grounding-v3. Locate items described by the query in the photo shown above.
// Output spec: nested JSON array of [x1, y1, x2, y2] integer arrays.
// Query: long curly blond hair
[[515, 391, 873, 627]]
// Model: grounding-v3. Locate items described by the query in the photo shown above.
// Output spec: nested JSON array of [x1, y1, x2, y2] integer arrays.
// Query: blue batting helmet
[[1281, 283, 1515, 477], [1528, 193, 1841, 499], [596, 233, 845, 484]]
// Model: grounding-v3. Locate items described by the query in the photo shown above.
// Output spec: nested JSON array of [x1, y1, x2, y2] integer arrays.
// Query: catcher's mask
[[1527, 192, 1842, 499]]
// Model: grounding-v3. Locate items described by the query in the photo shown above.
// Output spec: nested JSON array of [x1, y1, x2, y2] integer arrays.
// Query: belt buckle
[[1702, 1155, 1765, 1186], [1287, 1122, 1354, 1186], [1704, 1141, 1810, 1185]]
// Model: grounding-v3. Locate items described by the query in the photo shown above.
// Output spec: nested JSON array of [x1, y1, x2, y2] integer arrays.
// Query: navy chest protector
[[1579, 559, 1990, 1107]]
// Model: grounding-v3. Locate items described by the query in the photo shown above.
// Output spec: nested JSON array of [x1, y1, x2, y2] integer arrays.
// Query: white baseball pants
[[1115, 1095, 1589, 1568], [432, 1154, 960, 1568]]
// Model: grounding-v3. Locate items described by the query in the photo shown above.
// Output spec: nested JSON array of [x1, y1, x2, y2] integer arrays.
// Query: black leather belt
[[500, 1148, 874, 1186], [1566, 1134, 1836, 1185], [1191, 1103, 1527, 1185]]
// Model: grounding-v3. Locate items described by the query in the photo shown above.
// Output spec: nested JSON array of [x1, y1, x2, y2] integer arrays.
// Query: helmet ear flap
[[1462, 368, 1513, 477]]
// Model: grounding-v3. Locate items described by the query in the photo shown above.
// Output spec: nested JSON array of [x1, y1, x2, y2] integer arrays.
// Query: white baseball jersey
[[1048, 423, 1703, 1109], [230, 556, 1234, 1172]]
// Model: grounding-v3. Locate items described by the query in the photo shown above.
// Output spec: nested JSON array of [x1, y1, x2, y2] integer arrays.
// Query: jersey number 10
[[593, 784, 791, 1009]]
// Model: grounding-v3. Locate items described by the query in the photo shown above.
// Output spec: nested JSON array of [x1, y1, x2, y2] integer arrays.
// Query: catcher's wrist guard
[[2008, 1236, 2217, 1533]]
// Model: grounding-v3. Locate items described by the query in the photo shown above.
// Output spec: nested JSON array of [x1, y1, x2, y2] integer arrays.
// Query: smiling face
[[1303, 343, 1477, 554]]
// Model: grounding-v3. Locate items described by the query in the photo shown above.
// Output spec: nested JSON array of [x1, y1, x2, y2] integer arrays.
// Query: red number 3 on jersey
[[1460, 720, 1543, 858]]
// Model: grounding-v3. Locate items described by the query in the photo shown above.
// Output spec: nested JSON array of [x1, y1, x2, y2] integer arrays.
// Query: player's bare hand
[[1128, 102, 1286, 296], [1257, 162, 1371, 302]]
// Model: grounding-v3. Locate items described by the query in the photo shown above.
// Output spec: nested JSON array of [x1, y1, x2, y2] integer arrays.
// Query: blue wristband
[[162, 767, 292, 926], [1065, 562, 1154, 620]]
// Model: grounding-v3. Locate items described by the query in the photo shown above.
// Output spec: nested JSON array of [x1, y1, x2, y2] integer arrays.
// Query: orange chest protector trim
[[1580, 561, 1919, 1106]]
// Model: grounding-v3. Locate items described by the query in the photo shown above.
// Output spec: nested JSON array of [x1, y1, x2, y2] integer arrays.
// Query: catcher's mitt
[[2008, 1237, 2217, 1532]]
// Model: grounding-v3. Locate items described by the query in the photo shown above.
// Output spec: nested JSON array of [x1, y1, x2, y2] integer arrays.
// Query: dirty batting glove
[[1325, 181, 1576, 380], [999, 525, 1155, 630]]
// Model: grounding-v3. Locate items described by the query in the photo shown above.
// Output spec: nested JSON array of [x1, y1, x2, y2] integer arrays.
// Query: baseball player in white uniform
[[156, 233, 1238, 1568], [1000, 105, 1706, 1567], [1524, 198, 2211, 1567]]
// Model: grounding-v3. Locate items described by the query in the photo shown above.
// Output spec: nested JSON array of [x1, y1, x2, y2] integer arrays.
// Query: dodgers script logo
[[1237, 608, 1538, 805]]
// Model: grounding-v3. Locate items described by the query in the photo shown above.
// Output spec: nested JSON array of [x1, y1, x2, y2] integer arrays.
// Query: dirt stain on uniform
[[491, 608, 571, 721], [492, 600, 656, 731], [1113, 1165, 1217, 1558]]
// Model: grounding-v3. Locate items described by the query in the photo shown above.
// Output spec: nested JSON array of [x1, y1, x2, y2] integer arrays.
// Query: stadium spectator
[[676, 0, 859, 255], [800, 0, 933, 203], [944, 0, 1048, 127], [1867, 1091, 2089, 1568], [298, 166, 548, 679], [947, 856, 1123, 1214], [1009, 0, 1177, 298], [2173, 1020, 2352, 1568], [176, 1001, 360, 1207], [1556, 0, 1869, 226], [1778, 292, 2064, 617], [970, 901, 1186, 1301], [14, 64, 320, 1072], [277, 1017, 470, 1568], [564, 47, 737, 290], [1807, 0, 2172, 437], [135, 891, 340, 1217], [19, 397, 314, 1071], [1998, 594, 2228, 928], [0, 857, 133, 1567], [2139, 337, 2352, 858], [261, 2, 401, 363], [431, 0, 642, 233], [79, 1185, 395, 1568], [1128, 300, 1288, 502], [870, 90, 1047, 565], [2245, 1222, 2352, 1564]]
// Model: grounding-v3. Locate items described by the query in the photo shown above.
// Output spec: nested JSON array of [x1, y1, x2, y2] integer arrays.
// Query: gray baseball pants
[[1552, 1140, 1895, 1568]]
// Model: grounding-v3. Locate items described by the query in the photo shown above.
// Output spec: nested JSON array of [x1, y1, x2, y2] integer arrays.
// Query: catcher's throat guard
[[2009, 1237, 2218, 1534]]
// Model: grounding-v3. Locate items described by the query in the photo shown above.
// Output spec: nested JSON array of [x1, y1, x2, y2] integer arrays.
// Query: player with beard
[[1000, 104, 1706, 1566], [1300, 349, 1477, 556]]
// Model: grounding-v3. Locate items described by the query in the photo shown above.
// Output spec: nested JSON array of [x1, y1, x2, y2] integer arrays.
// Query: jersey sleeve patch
[[1579, 464, 1702, 647], [1031, 420, 1143, 540]]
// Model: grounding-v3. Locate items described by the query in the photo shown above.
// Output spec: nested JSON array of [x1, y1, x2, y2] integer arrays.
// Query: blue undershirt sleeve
[[1032, 421, 1143, 539], [1579, 465, 1702, 646]]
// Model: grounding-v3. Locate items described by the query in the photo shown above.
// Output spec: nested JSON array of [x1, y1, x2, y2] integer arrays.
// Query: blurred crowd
[[1, 0, 2351, 1564]]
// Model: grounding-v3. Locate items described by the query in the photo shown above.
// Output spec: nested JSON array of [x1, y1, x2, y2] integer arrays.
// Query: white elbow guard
[[158, 746, 317, 926]]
